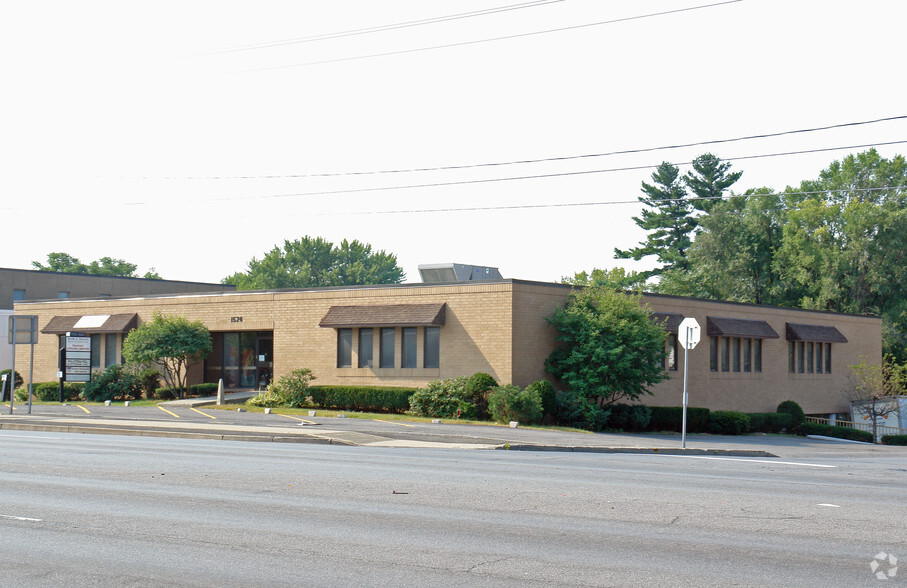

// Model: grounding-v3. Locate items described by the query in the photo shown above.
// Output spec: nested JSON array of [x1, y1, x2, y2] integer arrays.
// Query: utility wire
[[233, 0, 743, 74], [204, 0, 564, 55], [135, 114, 907, 181], [189, 140, 907, 204], [310, 185, 907, 216]]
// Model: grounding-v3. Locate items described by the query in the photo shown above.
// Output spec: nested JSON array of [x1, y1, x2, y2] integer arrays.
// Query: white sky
[[2, 0, 905, 285]]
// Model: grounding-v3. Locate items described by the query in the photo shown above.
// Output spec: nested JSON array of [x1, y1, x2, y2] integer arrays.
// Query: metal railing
[[806, 416, 907, 439]]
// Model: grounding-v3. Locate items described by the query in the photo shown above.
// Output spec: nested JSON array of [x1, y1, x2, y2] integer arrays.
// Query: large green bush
[[800, 422, 874, 443], [525, 380, 556, 416], [554, 389, 610, 431], [776, 400, 805, 431], [488, 384, 543, 425], [32, 382, 83, 402], [155, 382, 220, 400], [307, 384, 417, 413], [465, 372, 497, 419], [409, 377, 473, 418], [708, 411, 751, 435], [82, 365, 143, 402], [1, 369, 23, 401], [272, 368, 315, 408], [881, 434, 907, 446], [746, 412, 795, 433], [648, 406, 711, 433], [608, 404, 652, 431]]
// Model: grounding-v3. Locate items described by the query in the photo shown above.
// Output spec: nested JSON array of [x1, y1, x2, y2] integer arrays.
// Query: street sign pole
[[677, 317, 701, 450]]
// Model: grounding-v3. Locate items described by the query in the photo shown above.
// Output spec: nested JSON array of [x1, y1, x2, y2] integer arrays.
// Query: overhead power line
[[205, 0, 564, 55], [310, 185, 907, 217], [136, 114, 907, 181], [233, 0, 743, 74], [189, 139, 907, 204]]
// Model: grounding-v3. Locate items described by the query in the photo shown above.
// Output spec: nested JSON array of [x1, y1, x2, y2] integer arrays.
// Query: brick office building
[[13, 279, 881, 417]]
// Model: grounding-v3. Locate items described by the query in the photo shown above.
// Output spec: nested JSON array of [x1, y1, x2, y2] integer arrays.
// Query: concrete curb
[[498, 444, 778, 457]]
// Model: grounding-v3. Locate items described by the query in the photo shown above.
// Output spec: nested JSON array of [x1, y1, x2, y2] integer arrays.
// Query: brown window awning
[[706, 316, 779, 339], [651, 312, 685, 332], [319, 303, 446, 328], [42, 313, 139, 335], [786, 323, 848, 343]]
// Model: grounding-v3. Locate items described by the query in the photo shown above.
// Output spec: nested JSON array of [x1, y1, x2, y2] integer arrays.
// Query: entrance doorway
[[206, 331, 273, 389]]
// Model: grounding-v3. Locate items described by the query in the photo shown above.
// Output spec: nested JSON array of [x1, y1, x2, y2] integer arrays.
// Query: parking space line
[[276, 413, 316, 425], [375, 419, 414, 428], [76, 405, 91, 414], [156, 405, 181, 419], [189, 407, 217, 419]]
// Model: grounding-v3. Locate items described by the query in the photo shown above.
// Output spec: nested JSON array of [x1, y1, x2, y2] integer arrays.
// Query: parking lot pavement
[[1, 401, 905, 458]]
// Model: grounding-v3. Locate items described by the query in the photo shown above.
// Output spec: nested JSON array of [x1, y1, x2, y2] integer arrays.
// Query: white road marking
[[817, 503, 841, 507], [0, 433, 61, 440], [660, 454, 837, 468], [0, 514, 43, 522]]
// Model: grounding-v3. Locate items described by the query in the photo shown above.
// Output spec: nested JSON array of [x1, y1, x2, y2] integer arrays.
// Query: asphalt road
[[1, 430, 905, 587]]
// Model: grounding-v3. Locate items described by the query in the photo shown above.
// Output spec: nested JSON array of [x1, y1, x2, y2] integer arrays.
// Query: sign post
[[8, 315, 39, 415], [677, 317, 701, 449]]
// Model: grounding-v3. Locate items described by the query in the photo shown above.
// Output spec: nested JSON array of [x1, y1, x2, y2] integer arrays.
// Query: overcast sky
[[2, 0, 905, 285]]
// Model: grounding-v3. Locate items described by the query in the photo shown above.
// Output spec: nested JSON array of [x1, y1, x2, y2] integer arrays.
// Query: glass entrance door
[[206, 331, 273, 389]]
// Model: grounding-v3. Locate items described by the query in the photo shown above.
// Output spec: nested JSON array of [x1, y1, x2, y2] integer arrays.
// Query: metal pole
[[681, 326, 690, 449], [28, 338, 35, 415], [8, 340, 15, 415]]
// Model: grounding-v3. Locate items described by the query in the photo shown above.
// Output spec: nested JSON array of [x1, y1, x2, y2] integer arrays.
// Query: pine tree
[[683, 153, 742, 212]]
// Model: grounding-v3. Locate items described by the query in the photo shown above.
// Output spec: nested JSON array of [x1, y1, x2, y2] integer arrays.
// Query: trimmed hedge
[[800, 422, 874, 443], [881, 434, 907, 446], [154, 382, 220, 399], [708, 411, 751, 435], [746, 412, 795, 433], [648, 406, 711, 433], [32, 382, 84, 402], [608, 404, 652, 432], [310, 385, 418, 414]]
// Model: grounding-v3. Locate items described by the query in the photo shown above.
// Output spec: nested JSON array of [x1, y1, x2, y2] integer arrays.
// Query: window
[[401, 327, 417, 368], [825, 344, 832, 373], [12, 289, 26, 302], [754, 339, 762, 372], [816, 342, 823, 373], [798, 342, 805, 373], [358, 328, 373, 368], [788, 342, 795, 373], [666, 333, 678, 371], [424, 326, 440, 369], [732, 338, 741, 372], [57, 291, 70, 299], [90, 334, 101, 368], [337, 329, 352, 368], [720, 337, 729, 372], [379, 327, 395, 368], [105, 333, 117, 368], [743, 338, 752, 373], [710, 337, 718, 372], [807, 342, 814, 373]]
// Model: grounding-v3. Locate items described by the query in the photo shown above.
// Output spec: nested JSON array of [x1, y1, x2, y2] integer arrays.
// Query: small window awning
[[707, 316, 779, 339], [42, 313, 139, 335], [651, 312, 685, 332], [319, 303, 446, 328], [786, 323, 848, 343]]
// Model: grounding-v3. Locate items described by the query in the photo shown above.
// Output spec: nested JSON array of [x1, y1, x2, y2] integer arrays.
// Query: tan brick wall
[[14, 281, 882, 415]]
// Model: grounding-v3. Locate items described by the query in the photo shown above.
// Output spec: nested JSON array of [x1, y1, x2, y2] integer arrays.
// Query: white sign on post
[[678, 317, 701, 350], [677, 317, 701, 449]]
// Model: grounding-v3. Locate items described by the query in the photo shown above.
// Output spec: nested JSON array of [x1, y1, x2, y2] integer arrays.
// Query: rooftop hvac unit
[[418, 263, 503, 283]]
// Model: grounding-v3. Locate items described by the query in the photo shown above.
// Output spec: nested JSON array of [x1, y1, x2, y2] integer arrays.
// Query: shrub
[[554, 389, 610, 431], [776, 400, 805, 430], [608, 404, 652, 431], [308, 385, 417, 413], [800, 422, 874, 443], [648, 406, 711, 433], [271, 369, 315, 407], [82, 365, 143, 402], [409, 377, 473, 418], [881, 434, 907, 446], [154, 383, 221, 400], [1, 369, 23, 401], [133, 367, 161, 399], [708, 411, 751, 435], [488, 384, 543, 425], [746, 412, 795, 433], [32, 382, 83, 402], [525, 380, 557, 416], [465, 372, 497, 419], [246, 383, 284, 408]]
